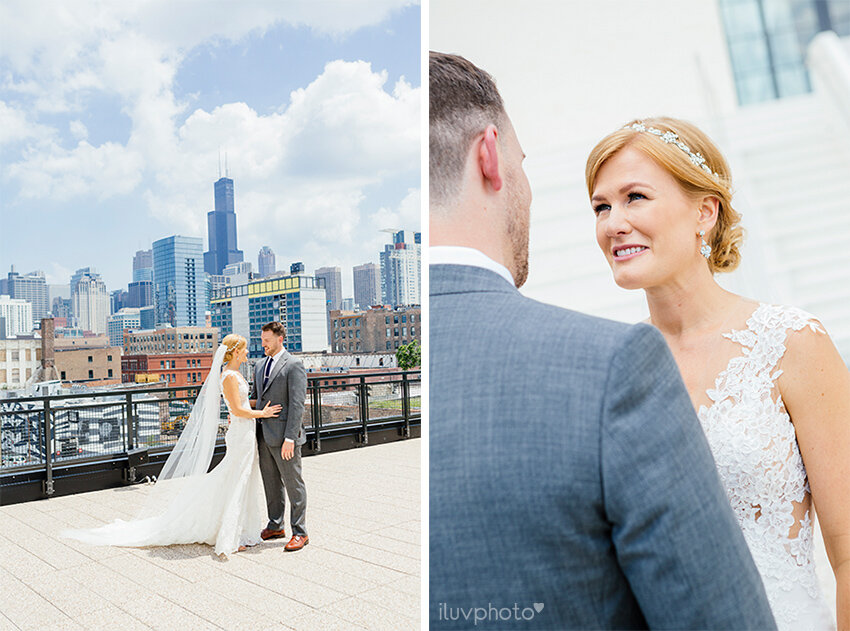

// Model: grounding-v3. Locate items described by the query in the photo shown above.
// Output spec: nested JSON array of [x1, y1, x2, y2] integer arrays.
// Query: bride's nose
[[604, 204, 632, 237]]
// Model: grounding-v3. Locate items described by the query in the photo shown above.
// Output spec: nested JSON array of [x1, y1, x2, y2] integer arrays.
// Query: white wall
[[300, 288, 330, 352]]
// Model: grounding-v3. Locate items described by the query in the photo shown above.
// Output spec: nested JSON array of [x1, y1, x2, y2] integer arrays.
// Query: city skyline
[[0, 1, 421, 300]]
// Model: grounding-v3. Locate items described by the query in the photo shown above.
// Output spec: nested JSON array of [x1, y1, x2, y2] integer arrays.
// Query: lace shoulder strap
[[723, 303, 824, 377]]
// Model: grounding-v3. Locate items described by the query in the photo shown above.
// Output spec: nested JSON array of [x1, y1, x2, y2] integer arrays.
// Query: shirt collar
[[268, 347, 285, 364], [429, 246, 516, 286]]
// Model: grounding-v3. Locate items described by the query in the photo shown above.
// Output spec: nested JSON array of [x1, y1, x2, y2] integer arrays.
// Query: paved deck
[[0, 439, 421, 631]]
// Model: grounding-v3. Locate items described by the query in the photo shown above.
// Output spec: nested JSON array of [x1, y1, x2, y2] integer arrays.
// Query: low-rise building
[[54, 335, 110, 350], [54, 346, 122, 384], [0, 337, 41, 387], [122, 352, 214, 388], [123, 326, 218, 355], [329, 306, 420, 353]]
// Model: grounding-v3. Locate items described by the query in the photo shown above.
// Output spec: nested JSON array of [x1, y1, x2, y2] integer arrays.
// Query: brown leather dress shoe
[[284, 535, 309, 551], [260, 528, 286, 541]]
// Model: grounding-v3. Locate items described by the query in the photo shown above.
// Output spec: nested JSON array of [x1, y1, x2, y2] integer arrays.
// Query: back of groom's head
[[429, 51, 506, 209]]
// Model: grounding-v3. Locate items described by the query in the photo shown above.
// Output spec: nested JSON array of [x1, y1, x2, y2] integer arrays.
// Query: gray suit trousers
[[257, 424, 307, 536]]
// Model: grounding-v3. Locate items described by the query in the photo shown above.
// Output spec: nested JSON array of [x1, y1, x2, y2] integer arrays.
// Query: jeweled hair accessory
[[623, 122, 721, 180]]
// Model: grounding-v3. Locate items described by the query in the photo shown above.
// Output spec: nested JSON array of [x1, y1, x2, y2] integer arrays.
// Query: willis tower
[[203, 175, 244, 275]]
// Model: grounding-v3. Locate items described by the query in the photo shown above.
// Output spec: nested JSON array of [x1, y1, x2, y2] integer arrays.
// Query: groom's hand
[[281, 440, 294, 460]]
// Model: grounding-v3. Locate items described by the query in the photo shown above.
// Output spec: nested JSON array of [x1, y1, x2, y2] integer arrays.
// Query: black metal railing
[[0, 370, 420, 502]]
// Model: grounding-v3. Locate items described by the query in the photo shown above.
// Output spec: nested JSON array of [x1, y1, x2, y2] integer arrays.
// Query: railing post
[[125, 393, 134, 451], [358, 376, 369, 445], [311, 381, 322, 452], [43, 398, 54, 497], [402, 372, 410, 438]]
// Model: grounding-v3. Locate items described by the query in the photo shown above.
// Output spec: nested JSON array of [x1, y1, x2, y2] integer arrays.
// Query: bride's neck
[[644, 268, 736, 339]]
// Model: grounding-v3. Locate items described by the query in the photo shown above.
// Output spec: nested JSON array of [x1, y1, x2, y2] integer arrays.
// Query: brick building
[[122, 352, 214, 388], [54, 335, 110, 350], [329, 306, 420, 353], [123, 327, 218, 354], [54, 346, 122, 384]]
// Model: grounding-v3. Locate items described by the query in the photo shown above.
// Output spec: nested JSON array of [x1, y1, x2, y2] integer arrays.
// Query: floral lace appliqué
[[697, 304, 827, 626]]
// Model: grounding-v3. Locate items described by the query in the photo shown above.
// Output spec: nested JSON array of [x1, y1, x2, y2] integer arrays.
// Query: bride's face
[[591, 146, 701, 290]]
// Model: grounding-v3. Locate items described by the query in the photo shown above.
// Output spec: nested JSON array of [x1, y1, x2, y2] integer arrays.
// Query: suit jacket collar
[[430, 263, 520, 297], [260, 349, 290, 395]]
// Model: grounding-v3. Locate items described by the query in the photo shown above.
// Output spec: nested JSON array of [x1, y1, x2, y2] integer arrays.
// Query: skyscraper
[[380, 230, 421, 307], [153, 235, 206, 327], [6, 267, 49, 322], [258, 246, 276, 278], [0, 296, 33, 338], [70, 267, 97, 294], [73, 273, 110, 335], [353, 262, 381, 309], [203, 176, 244, 275], [315, 266, 342, 311], [132, 249, 154, 282], [127, 280, 154, 308]]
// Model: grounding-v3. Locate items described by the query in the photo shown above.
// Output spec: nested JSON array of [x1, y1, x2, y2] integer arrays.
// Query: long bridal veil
[[63, 344, 229, 544]]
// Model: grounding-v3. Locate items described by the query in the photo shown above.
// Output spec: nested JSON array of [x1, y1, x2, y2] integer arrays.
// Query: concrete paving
[[0, 439, 421, 631]]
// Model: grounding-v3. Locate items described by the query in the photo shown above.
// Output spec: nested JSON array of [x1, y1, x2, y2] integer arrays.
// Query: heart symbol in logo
[[533, 603, 544, 613]]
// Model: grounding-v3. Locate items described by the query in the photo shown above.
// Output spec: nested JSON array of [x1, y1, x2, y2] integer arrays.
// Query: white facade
[[0, 295, 33, 337], [387, 245, 421, 306], [299, 288, 331, 352], [73, 275, 110, 335], [107, 308, 142, 347], [0, 338, 40, 388]]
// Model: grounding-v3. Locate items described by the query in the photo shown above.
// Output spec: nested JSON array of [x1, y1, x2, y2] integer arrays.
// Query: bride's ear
[[696, 195, 720, 232]]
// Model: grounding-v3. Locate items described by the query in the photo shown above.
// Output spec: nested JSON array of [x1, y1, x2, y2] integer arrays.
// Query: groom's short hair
[[261, 321, 286, 340], [429, 51, 506, 209]]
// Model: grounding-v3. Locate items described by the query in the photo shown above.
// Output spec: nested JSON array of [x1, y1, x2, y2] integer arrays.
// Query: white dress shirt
[[429, 246, 516, 287]]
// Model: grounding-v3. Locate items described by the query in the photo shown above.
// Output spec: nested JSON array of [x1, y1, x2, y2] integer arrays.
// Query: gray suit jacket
[[250, 350, 307, 447], [429, 264, 776, 630]]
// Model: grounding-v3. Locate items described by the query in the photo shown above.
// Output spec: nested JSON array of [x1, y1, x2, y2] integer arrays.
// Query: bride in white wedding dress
[[586, 118, 850, 630], [63, 334, 280, 558]]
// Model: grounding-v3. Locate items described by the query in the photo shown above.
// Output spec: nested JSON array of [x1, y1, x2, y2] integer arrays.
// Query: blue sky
[[0, 1, 420, 299]]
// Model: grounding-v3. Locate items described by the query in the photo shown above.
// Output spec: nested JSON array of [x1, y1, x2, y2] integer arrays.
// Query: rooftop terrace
[[0, 439, 421, 630]]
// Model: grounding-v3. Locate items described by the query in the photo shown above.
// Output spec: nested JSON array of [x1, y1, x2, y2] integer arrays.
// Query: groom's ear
[[478, 124, 504, 192]]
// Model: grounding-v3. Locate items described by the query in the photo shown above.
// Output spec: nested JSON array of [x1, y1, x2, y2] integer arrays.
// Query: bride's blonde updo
[[221, 334, 247, 363], [585, 116, 744, 273]]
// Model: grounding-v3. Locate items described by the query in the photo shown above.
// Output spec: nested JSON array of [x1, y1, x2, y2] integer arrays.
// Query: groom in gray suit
[[429, 52, 776, 629], [250, 321, 308, 551]]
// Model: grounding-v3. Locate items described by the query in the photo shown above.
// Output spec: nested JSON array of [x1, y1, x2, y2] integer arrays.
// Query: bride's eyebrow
[[591, 181, 655, 203]]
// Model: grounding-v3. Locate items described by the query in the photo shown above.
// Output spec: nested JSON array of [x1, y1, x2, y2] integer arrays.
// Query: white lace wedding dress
[[64, 369, 266, 557], [697, 303, 834, 630]]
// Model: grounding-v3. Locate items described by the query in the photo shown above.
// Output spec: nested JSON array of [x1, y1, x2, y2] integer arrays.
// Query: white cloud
[[69, 120, 88, 140], [0, 101, 53, 146], [9, 140, 144, 201], [137, 59, 418, 255], [0, 0, 420, 287]]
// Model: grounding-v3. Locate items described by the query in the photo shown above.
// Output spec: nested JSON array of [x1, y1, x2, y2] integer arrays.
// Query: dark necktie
[[263, 357, 273, 390]]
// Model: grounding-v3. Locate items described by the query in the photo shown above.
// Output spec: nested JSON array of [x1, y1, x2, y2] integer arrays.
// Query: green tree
[[396, 340, 421, 370]]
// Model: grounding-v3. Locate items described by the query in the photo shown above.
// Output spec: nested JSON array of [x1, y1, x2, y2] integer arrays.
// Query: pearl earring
[[698, 230, 711, 259]]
